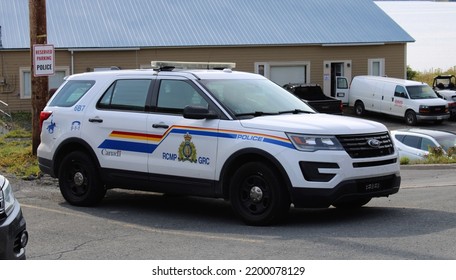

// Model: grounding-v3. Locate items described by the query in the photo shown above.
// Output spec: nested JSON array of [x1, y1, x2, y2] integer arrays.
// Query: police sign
[[33, 44, 55, 76]]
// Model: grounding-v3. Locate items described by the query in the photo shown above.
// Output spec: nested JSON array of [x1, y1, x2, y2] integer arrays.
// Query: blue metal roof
[[0, 0, 414, 49]]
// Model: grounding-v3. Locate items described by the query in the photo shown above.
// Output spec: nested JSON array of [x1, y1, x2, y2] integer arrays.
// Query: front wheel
[[58, 151, 106, 206], [229, 162, 290, 226], [405, 110, 417, 126]]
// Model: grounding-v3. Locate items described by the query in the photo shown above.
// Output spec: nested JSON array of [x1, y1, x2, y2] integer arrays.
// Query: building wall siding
[[1, 44, 407, 112]]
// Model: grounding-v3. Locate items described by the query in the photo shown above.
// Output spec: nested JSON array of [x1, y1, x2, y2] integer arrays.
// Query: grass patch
[[0, 112, 40, 179]]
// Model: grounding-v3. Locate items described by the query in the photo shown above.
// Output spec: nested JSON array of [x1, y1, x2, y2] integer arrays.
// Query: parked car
[[283, 83, 343, 114], [37, 62, 400, 226], [391, 128, 456, 161], [0, 174, 28, 259], [433, 75, 456, 120], [349, 76, 449, 125]]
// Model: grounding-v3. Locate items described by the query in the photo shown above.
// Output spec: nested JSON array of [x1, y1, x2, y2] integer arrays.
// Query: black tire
[[229, 162, 290, 226], [354, 101, 365, 116], [58, 151, 106, 206], [405, 110, 417, 126], [332, 198, 371, 209]]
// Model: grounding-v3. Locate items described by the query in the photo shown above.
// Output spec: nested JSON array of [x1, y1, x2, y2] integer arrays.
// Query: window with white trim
[[19, 66, 70, 99], [368, 58, 385, 76]]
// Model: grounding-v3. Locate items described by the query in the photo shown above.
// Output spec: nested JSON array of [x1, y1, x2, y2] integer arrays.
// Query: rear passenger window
[[98, 79, 153, 111], [49, 80, 95, 107], [402, 135, 421, 149]]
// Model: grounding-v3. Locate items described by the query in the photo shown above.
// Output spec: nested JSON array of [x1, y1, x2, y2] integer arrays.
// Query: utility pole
[[29, 0, 48, 155]]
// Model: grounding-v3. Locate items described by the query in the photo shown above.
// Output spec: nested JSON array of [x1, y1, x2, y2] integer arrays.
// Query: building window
[[368, 58, 385, 76], [19, 67, 70, 99]]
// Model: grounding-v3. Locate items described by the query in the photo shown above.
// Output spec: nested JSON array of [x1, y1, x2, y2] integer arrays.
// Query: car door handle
[[152, 123, 169, 129], [88, 118, 103, 123]]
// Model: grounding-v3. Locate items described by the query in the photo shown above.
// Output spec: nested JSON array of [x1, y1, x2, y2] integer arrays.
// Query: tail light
[[39, 111, 52, 129]]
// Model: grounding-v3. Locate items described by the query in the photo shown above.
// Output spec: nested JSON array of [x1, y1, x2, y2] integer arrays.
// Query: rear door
[[83, 78, 155, 174], [335, 76, 349, 105], [397, 134, 436, 160]]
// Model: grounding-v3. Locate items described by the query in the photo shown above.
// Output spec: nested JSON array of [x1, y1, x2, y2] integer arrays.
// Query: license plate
[[361, 182, 382, 192]]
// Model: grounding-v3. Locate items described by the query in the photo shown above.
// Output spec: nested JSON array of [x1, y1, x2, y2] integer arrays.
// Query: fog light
[[20, 230, 28, 248]]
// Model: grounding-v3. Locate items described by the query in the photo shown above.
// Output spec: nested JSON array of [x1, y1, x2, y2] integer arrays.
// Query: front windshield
[[435, 135, 456, 152], [406, 85, 438, 99], [199, 78, 315, 116]]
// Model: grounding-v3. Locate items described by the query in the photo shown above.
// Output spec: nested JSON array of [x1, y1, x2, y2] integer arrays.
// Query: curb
[[400, 163, 456, 170]]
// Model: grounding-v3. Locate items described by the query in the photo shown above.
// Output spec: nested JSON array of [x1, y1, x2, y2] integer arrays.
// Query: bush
[[400, 157, 410, 165], [410, 66, 456, 85], [421, 146, 456, 165]]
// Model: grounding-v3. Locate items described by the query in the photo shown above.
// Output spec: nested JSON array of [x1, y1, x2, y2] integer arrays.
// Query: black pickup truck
[[283, 83, 343, 114]]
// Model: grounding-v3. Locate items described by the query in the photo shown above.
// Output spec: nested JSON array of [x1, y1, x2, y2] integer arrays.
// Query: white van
[[349, 76, 449, 125]]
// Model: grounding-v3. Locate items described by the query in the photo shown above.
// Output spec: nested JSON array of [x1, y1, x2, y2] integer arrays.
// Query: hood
[[437, 90, 456, 98], [414, 97, 450, 106], [240, 114, 387, 135]]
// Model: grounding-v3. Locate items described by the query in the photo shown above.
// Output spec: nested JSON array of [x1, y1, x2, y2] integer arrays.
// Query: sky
[[376, 1, 456, 72]]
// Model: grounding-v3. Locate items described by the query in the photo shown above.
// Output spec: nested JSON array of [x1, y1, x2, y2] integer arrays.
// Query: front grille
[[337, 132, 394, 158], [428, 106, 446, 115]]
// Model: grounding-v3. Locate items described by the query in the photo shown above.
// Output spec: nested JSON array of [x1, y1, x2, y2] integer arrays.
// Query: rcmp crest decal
[[178, 133, 197, 163]]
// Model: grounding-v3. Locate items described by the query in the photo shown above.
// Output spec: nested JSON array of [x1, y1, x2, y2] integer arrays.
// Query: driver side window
[[420, 138, 436, 151], [156, 80, 208, 113], [394, 86, 407, 98]]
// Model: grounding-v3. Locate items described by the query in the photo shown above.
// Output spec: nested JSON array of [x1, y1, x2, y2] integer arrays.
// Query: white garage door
[[270, 65, 306, 87]]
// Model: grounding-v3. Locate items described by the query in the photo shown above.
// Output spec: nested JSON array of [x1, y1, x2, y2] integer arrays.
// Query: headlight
[[419, 105, 430, 114], [287, 133, 343, 152], [0, 177, 15, 216]]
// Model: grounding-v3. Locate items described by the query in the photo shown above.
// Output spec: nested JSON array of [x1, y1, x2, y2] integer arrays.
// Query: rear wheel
[[229, 162, 290, 226], [58, 151, 106, 206], [354, 101, 365, 116]]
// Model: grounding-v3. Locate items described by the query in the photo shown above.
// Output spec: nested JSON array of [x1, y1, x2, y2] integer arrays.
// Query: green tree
[[407, 65, 418, 80]]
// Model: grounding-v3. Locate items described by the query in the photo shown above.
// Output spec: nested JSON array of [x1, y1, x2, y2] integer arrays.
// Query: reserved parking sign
[[33, 44, 55, 77]]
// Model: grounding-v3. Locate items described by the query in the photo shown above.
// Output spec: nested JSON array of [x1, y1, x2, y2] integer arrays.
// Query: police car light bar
[[151, 61, 236, 70]]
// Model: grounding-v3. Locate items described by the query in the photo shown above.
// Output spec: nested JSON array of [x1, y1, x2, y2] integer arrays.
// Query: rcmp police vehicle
[[37, 62, 401, 225]]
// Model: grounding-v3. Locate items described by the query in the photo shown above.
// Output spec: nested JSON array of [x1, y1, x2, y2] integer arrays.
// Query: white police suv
[[38, 62, 401, 225]]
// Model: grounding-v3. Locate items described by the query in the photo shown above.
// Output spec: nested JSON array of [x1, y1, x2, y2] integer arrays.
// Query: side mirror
[[183, 105, 218, 120]]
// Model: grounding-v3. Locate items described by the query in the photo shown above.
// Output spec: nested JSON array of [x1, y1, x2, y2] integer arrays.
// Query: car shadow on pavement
[[58, 188, 456, 241]]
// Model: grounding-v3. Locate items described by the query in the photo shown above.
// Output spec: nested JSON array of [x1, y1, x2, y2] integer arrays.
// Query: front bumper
[[416, 113, 450, 121], [0, 200, 28, 260], [290, 173, 401, 208]]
